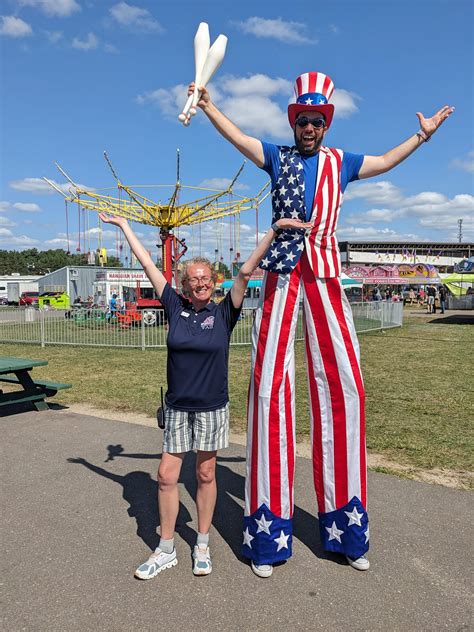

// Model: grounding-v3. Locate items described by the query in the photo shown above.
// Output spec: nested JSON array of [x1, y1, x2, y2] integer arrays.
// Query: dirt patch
[[63, 403, 472, 491]]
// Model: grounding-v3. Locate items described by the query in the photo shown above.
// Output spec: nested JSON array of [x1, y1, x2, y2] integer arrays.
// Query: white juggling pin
[[198, 34, 227, 89], [189, 22, 210, 116]]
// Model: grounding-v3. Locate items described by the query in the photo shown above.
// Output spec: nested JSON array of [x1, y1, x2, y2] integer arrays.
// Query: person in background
[[99, 212, 311, 580], [108, 293, 118, 321], [438, 284, 447, 313]]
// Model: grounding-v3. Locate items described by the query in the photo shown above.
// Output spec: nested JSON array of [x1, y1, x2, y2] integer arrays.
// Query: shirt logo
[[201, 315, 215, 329]]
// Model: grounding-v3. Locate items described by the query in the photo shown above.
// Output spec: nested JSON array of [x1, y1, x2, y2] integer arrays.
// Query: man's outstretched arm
[[358, 105, 454, 179], [190, 83, 265, 168]]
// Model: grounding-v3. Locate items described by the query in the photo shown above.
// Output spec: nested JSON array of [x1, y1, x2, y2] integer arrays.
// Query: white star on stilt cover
[[326, 521, 344, 543], [344, 507, 364, 527], [243, 527, 254, 548], [274, 530, 290, 551], [255, 514, 273, 534]]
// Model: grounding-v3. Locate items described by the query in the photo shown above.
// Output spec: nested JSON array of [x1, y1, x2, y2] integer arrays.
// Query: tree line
[[0, 249, 122, 275]]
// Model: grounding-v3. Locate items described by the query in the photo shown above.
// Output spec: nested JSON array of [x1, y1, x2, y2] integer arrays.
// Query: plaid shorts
[[162, 403, 229, 453]]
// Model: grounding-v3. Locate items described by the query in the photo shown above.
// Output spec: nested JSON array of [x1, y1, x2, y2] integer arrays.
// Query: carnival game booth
[[441, 258, 474, 309], [344, 263, 441, 300]]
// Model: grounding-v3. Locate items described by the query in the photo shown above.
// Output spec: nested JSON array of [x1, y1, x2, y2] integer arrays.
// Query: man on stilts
[[190, 71, 453, 577]]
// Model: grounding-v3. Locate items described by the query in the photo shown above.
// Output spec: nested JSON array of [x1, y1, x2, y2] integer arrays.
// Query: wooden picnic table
[[0, 356, 71, 411]]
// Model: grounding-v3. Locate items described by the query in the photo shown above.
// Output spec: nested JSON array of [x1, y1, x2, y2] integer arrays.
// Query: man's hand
[[187, 82, 211, 110], [99, 213, 128, 229], [416, 105, 455, 138], [276, 218, 314, 231]]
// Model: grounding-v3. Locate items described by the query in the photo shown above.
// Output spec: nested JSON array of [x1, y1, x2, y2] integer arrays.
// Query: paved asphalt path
[[1, 407, 472, 632]]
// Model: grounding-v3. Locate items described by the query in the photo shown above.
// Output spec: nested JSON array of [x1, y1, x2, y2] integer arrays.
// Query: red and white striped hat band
[[288, 71, 335, 130]]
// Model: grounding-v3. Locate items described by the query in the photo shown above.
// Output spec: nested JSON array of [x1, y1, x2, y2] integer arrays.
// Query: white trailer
[[7, 281, 39, 305]]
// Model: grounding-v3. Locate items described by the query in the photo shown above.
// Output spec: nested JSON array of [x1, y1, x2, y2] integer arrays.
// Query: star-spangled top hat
[[288, 71, 335, 129]]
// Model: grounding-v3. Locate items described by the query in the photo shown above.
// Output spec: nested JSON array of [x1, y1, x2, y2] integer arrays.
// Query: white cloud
[[45, 30, 63, 43], [0, 16, 32, 38], [235, 17, 313, 44], [346, 208, 398, 224], [109, 2, 164, 33], [13, 202, 41, 212], [72, 32, 99, 51], [0, 216, 15, 227], [345, 180, 404, 205], [104, 43, 119, 54], [10, 177, 92, 195], [0, 201, 11, 211], [198, 178, 249, 191], [221, 74, 291, 98], [138, 73, 359, 139], [450, 150, 474, 174], [331, 89, 360, 118], [329, 24, 340, 35], [0, 228, 40, 247], [19, 0, 80, 17], [337, 225, 426, 241]]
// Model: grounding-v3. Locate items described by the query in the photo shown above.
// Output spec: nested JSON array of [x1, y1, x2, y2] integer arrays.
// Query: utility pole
[[457, 218, 463, 244]]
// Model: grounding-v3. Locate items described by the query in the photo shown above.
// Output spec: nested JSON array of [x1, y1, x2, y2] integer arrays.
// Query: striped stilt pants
[[242, 252, 369, 565]]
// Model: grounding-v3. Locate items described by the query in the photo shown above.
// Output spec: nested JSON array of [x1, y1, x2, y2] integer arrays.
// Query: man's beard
[[293, 130, 323, 155]]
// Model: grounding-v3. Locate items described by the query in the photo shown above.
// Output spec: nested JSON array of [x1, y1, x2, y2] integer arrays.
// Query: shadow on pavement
[[68, 444, 331, 565]]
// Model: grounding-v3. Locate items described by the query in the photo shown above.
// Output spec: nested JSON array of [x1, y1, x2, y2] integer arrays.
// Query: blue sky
[[1, 0, 473, 264]]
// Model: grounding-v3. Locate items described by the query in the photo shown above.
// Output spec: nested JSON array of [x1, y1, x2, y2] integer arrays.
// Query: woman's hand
[[99, 213, 129, 229], [275, 218, 314, 231]]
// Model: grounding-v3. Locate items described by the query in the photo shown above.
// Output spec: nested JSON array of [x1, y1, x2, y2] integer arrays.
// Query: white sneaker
[[134, 547, 177, 580], [192, 545, 212, 576], [251, 560, 273, 578], [346, 554, 370, 571]]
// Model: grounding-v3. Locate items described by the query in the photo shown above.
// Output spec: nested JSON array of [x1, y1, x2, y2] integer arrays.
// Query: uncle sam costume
[[242, 72, 369, 565]]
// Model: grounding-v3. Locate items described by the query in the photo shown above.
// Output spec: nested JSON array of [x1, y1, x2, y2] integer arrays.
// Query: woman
[[99, 213, 311, 579]]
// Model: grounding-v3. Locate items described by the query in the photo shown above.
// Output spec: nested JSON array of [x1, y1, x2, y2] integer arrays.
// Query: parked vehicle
[[38, 291, 70, 310], [19, 291, 39, 306]]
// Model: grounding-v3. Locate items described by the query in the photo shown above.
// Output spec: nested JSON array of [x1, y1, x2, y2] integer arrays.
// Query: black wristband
[[271, 222, 281, 233]]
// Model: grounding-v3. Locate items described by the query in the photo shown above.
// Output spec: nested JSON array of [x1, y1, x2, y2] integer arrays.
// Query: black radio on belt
[[156, 386, 165, 429]]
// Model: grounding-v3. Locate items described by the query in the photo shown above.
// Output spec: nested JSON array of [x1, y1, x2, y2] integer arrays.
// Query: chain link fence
[[0, 302, 403, 350]]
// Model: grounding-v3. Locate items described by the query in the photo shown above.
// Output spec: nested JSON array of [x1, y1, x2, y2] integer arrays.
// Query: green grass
[[1, 312, 472, 473]]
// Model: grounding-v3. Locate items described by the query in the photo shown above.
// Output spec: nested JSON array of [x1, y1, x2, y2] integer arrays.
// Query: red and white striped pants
[[244, 252, 367, 560]]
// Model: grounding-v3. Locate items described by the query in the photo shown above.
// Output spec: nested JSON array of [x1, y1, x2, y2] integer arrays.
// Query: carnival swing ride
[[44, 151, 270, 323]]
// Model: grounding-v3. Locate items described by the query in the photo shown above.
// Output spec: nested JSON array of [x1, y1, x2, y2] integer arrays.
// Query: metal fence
[[0, 302, 403, 350]]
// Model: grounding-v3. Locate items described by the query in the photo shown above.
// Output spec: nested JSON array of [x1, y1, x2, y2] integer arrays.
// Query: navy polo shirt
[[160, 283, 242, 412]]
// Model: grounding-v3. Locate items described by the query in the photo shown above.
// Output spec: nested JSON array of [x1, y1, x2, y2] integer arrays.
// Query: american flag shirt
[[260, 145, 348, 278]]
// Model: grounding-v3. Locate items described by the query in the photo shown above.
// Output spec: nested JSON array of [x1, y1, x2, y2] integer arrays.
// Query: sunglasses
[[295, 116, 326, 129]]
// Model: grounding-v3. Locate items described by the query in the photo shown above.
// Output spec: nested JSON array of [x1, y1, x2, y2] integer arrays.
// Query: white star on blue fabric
[[255, 514, 273, 534], [261, 257, 271, 267], [270, 247, 279, 258], [243, 527, 254, 548], [286, 251, 296, 262], [274, 530, 290, 552], [297, 242, 305, 251], [282, 164, 290, 174], [280, 240, 290, 250], [364, 526, 370, 543], [279, 184, 287, 196], [304, 97, 313, 105], [275, 261, 285, 271], [283, 197, 292, 208], [344, 507, 364, 527], [296, 162, 303, 171], [326, 521, 344, 543], [290, 209, 300, 219], [287, 174, 296, 185]]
